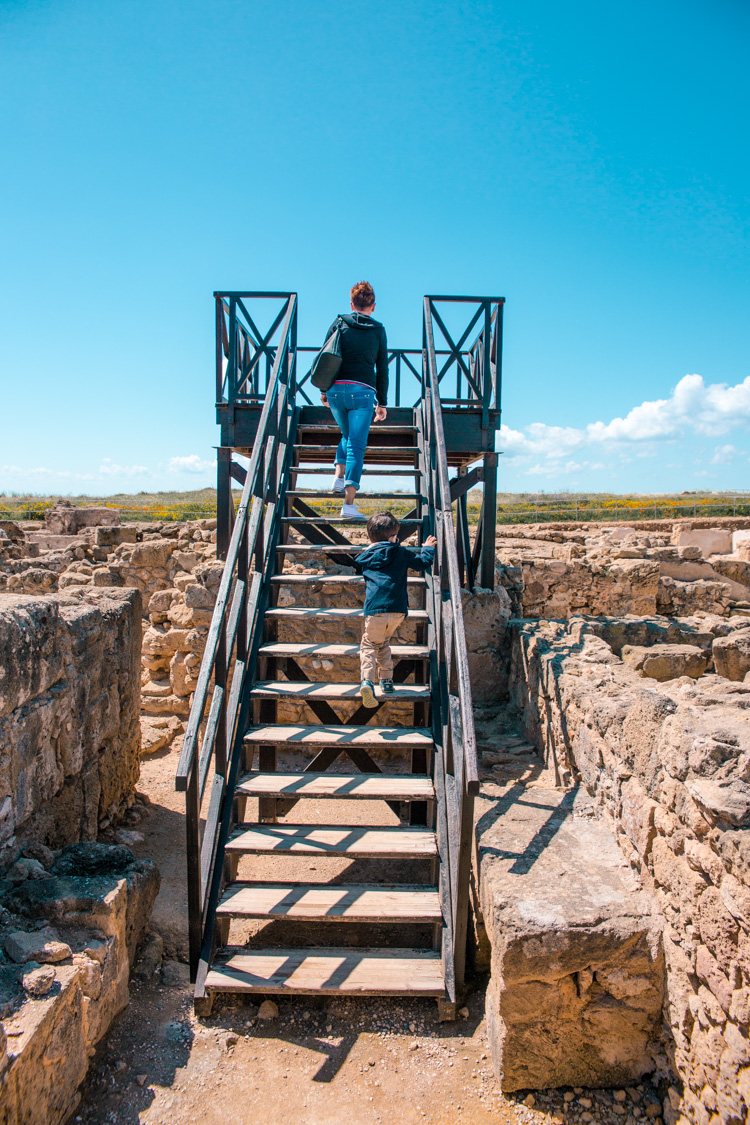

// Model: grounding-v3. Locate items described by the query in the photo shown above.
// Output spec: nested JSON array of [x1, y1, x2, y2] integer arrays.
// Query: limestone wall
[[495, 522, 750, 621], [0, 588, 142, 858], [508, 617, 750, 1124]]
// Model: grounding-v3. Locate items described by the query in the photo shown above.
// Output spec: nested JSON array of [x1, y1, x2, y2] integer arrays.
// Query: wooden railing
[[215, 291, 500, 411], [420, 296, 482, 999], [177, 293, 298, 980]]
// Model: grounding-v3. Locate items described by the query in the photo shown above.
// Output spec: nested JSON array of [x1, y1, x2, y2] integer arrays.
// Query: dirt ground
[[74, 744, 662, 1125]]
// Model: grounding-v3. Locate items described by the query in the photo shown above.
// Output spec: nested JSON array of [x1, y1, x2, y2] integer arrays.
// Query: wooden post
[[479, 452, 498, 589], [217, 447, 232, 562]]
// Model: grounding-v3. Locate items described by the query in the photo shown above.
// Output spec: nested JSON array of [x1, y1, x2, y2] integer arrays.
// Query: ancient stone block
[[0, 588, 141, 850], [621, 643, 708, 682], [675, 529, 733, 557], [620, 777, 658, 858], [95, 526, 137, 547], [713, 630, 750, 682], [184, 582, 215, 609], [477, 784, 663, 1091], [461, 585, 511, 702], [128, 539, 176, 568]]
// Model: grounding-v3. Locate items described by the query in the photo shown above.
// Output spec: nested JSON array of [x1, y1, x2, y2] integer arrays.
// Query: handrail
[[177, 292, 298, 977], [420, 296, 482, 998]]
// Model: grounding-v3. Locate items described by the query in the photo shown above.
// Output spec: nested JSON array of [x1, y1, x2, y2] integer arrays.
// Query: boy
[[355, 511, 437, 708]]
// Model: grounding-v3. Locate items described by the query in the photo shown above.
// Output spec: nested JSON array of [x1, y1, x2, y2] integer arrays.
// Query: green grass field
[[2, 488, 749, 526]]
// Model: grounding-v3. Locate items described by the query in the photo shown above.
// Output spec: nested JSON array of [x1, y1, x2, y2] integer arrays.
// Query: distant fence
[[489, 495, 750, 525], [3, 494, 750, 527]]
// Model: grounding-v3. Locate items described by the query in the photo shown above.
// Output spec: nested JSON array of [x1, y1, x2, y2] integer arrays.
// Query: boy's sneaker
[[341, 503, 366, 520], [360, 679, 377, 709], [331, 476, 346, 494], [379, 678, 394, 694]]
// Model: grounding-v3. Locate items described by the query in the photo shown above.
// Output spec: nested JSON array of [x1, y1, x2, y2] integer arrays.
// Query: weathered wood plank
[[243, 724, 432, 747], [226, 824, 437, 857], [204, 948, 444, 996], [216, 883, 442, 922], [250, 681, 431, 700], [258, 642, 429, 658], [236, 772, 434, 800], [265, 607, 428, 619]]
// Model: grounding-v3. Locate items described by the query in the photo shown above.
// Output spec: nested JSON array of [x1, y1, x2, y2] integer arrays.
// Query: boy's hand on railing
[[374, 405, 387, 422], [320, 393, 328, 405], [424, 535, 437, 547]]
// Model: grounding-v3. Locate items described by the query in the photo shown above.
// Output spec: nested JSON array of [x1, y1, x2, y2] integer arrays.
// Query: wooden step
[[236, 771, 434, 800], [276, 543, 363, 554], [251, 681, 431, 700], [226, 824, 437, 858], [281, 517, 421, 526], [291, 467, 420, 476], [258, 642, 429, 658], [204, 947, 444, 996], [265, 607, 428, 620], [216, 883, 442, 923], [286, 491, 420, 501], [297, 424, 417, 434], [294, 445, 419, 457], [276, 543, 425, 556], [270, 574, 425, 586], [244, 724, 432, 748]]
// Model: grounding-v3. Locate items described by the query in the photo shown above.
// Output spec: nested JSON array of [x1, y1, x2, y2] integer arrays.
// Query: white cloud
[[1, 465, 95, 480], [500, 374, 750, 469], [168, 455, 214, 474], [711, 444, 737, 465], [99, 459, 149, 477]]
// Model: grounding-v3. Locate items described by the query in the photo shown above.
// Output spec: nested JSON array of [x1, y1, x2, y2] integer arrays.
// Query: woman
[[320, 280, 388, 519]]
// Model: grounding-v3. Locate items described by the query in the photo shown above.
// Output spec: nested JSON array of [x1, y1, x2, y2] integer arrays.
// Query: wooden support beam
[[449, 464, 483, 502], [479, 453, 498, 590]]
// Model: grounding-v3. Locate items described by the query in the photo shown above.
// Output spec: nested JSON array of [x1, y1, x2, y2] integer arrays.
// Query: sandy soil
[[74, 743, 663, 1125]]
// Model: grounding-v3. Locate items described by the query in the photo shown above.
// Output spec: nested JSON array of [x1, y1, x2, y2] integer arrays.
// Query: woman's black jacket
[[325, 312, 389, 406]]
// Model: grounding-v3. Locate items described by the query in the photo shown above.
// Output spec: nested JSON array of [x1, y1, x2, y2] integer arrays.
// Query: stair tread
[[216, 882, 442, 922], [297, 424, 417, 433], [226, 824, 437, 857], [244, 725, 432, 746], [204, 947, 444, 996], [291, 467, 420, 476], [287, 491, 420, 500], [265, 607, 428, 619], [282, 517, 421, 525], [294, 445, 419, 454], [276, 543, 363, 553], [270, 575, 425, 585], [236, 772, 434, 799], [276, 544, 425, 554], [259, 642, 429, 657], [251, 681, 431, 700]]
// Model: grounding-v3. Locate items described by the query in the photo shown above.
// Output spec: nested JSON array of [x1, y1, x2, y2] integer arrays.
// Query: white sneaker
[[341, 504, 367, 520], [331, 477, 346, 494]]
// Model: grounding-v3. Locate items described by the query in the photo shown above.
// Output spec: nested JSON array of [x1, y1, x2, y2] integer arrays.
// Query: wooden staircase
[[176, 292, 504, 1015], [207, 428, 448, 1005]]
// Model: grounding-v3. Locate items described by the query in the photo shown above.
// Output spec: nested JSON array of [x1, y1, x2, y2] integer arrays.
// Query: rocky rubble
[[0, 840, 159, 1125]]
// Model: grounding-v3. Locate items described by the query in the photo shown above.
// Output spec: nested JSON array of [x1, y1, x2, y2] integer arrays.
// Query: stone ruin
[[1, 507, 750, 1123]]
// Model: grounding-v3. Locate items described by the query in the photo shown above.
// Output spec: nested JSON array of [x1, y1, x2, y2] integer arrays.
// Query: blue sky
[[1, 0, 749, 496]]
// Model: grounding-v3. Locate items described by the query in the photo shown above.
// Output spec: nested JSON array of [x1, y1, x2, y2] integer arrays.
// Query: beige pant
[[360, 613, 405, 681]]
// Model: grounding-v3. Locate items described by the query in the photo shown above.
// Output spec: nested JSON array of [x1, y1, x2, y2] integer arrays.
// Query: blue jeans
[[327, 383, 376, 489]]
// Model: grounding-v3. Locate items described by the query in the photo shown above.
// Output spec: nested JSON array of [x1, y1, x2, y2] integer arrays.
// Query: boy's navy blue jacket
[[355, 541, 435, 616]]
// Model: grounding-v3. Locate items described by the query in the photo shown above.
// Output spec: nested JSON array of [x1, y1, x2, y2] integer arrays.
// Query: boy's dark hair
[[367, 511, 400, 543]]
